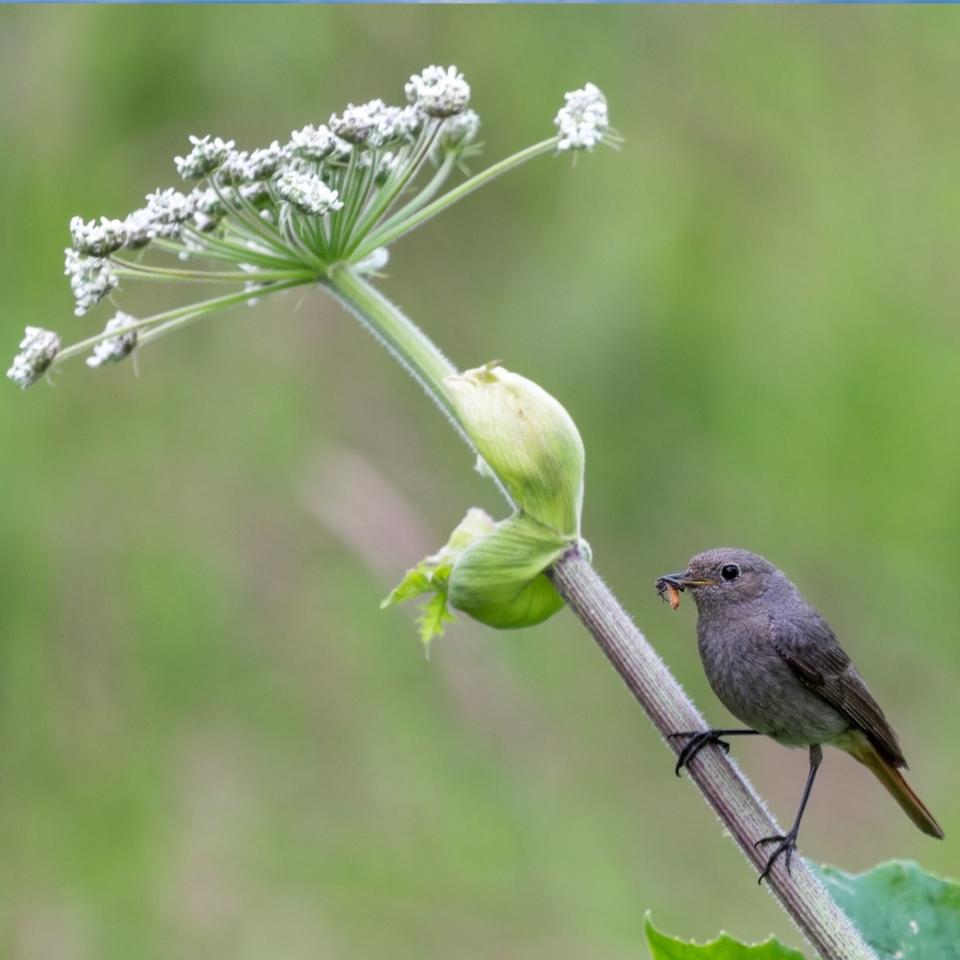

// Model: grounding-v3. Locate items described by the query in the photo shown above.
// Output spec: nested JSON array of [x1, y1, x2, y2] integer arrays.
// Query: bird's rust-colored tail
[[846, 735, 944, 839]]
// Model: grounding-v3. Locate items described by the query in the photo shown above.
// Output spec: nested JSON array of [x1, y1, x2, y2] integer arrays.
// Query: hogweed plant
[[9, 67, 613, 647], [9, 66, 879, 960]]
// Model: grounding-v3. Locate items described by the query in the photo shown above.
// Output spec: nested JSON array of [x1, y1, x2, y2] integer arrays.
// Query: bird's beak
[[658, 571, 716, 590]]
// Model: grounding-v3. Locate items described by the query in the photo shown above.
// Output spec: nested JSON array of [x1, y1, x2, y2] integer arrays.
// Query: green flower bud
[[448, 513, 568, 630], [382, 507, 588, 646], [444, 363, 585, 538]]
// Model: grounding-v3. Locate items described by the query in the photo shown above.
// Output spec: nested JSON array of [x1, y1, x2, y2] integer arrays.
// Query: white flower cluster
[[85, 312, 138, 368], [329, 100, 422, 149], [57, 65, 479, 316], [6, 326, 60, 388], [434, 109, 481, 160], [70, 216, 127, 257], [12, 65, 517, 388], [276, 170, 344, 216], [221, 141, 285, 183], [554, 83, 609, 152], [405, 65, 471, 119], [175, 135, 236, 180], [64, 248, 118, 316], [288, 123, 338, 162], [145, 188, 196, 239]]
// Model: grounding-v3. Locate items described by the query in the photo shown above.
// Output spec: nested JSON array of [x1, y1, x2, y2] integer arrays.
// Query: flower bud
[[447, 514, 567, 630], [382, 508, 580, 646], [444, 363, 585, 538]]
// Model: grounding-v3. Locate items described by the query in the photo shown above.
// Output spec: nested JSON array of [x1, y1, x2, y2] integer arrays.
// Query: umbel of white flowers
[[7, 67, 614, 388]]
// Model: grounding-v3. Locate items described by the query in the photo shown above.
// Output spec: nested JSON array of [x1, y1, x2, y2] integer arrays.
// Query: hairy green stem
[[322, 271, 875, 960], [324, 266, 457, 415]]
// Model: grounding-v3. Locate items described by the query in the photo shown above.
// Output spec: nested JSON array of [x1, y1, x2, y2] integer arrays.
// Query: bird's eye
[[721, 564, 740, 581]]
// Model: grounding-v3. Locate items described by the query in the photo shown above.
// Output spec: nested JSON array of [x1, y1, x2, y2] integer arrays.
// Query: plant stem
[[547, 546, 877, 960], [321, 272, 872, 959], [321, 268, 519, 523]]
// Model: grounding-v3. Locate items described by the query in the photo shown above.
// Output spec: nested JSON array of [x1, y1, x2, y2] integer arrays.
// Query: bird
[[655, 547, 944, 882]]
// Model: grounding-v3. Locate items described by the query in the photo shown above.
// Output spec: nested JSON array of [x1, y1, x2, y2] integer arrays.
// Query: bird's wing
[[769, 612, 906, 766]]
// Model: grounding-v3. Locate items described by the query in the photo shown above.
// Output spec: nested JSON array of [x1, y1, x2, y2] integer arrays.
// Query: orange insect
[[654, 577, 683, 610]]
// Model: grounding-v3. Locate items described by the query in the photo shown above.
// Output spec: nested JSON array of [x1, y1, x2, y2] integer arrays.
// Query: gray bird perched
[[655, 547, 944, 882]]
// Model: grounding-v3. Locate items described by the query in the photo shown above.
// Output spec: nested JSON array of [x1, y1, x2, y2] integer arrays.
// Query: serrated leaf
[[417, 591, 455, 648], [811, 861, 960, 960], [380, 567, 433, 608], [381, 508, 495, 613], [645, 916, 805, 960]]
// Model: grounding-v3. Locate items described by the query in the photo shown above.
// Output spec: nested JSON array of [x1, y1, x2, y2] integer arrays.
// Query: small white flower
[[329, 100, 406, 148], [6, 326, 61, 389], [86, 312, 138, 368], [188, 187, 226, 231], [245, 142, 284, 180], [554, 83, 609, 152], [276, 170, 343, 216], [405, 65, 470, 118], [220, 142, 285, 183], [393, 105, 424, 142], [145, 188, 196, 239], [123, 207, 155, 248], [175, 135, 235, 180], [191, 187, 226, 217], [434, 109, 481, 159], [288, 124, 337, 161], [64, 249, 119, 316], [69, 216, 127, 257], [239, 181, 271, 205]]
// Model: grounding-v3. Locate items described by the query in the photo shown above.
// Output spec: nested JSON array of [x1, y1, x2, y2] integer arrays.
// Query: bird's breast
[[696, 613, 848, 745]]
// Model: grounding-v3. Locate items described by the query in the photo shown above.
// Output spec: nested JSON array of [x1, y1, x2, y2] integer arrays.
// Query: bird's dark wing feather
[[769, 612, 905, 766]]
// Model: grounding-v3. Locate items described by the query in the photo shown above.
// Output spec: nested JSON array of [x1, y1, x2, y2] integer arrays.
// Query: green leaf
[[380, 567, 433, 607], [382, 508, 496, 649], [381, 507, 497, 611], [416, 592, 455, 648], [811, 861, 960, 960], [645, 916, 805, 960]]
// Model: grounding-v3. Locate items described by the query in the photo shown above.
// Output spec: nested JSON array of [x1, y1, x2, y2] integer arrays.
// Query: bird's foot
[[667, 730, 732, 777], [754, 829, 799, 884]]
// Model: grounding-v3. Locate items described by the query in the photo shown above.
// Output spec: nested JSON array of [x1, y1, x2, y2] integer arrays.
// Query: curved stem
[[548, 548, 876, 960], [322, 266, 515, 509]]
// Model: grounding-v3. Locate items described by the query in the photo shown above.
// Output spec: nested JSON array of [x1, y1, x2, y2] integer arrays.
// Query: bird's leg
[[667, 728, 761, 777], [756, 744, 822, 884]]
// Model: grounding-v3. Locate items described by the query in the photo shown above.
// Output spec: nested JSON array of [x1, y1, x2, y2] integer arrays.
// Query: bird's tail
[[846, 734, 944, 839]]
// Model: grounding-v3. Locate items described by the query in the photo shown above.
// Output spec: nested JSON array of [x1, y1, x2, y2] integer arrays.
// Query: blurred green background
[[2, 7, 959, 958]]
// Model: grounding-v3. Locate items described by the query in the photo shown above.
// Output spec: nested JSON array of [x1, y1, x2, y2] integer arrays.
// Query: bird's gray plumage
[[658, 546, 943, 863], [684, 547, 903, 763]]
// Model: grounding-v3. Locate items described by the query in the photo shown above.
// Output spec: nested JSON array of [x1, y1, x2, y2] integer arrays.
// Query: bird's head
[[657, 547, 783, 612]]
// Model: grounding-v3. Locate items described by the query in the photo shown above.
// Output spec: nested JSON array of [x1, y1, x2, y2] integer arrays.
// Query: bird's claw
[[667, 730, 732, 777], [754, 830, 799, 883]]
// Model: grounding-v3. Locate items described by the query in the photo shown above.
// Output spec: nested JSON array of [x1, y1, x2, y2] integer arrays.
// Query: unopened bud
[[447, 514, 567, 630], [444, 363, 585, 538]]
